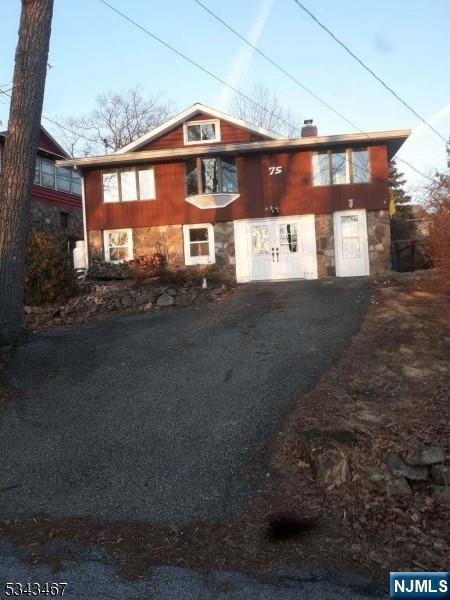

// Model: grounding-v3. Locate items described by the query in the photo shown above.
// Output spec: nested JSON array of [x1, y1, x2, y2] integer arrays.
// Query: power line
[[97, 0, 296, 134], [291, 0, 448, 144], [192, 0, 434, 182], [0, 89, 100, 147], [193, 0, 362, 135]]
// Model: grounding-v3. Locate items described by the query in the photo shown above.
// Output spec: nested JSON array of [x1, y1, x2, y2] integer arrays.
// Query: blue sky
[[0, 0, 449, 191]]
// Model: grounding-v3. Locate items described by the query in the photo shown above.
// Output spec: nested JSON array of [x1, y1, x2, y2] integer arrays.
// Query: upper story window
[[312, 148, 370, 186], [185, 156, 237, 196], [34, 157, 81, 195], [183, 119, 221, 145], [102, 166, 155, 203]]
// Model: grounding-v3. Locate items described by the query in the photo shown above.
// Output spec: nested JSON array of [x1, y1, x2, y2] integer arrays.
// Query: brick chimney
[[301, 119, 317, 137]]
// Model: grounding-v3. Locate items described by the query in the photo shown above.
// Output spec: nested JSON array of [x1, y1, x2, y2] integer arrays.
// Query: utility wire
[[97, 0, 296, 134], [193, 0, 434, 182], [193, 0, 362, 135], [0, 89, 102, 147], [292, 0, 447, 144]]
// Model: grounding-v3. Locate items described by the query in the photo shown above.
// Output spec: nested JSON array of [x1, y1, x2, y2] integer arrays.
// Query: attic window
[[184, 119, 220, 145]]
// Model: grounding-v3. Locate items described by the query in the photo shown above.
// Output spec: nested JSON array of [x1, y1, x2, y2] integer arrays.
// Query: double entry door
[[248, 215, 317, 281]]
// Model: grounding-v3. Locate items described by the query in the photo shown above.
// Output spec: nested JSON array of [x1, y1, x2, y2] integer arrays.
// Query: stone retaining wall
[[367, 209, 391, 273]]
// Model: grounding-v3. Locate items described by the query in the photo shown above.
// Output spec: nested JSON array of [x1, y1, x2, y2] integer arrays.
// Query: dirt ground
[[0, 269, 448, 583]]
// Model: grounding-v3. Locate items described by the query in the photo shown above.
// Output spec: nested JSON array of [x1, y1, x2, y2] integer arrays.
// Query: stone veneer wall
[[31, 200, 83, 240], [88, 221, 236, 269], [213, 222, 235, 266], [315, 214, 335, 277], [367, 209, 391, 273]]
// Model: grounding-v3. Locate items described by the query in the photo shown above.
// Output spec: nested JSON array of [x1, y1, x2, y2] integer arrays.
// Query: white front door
[[234, 216, 318, 282], [334, 209, 369, 277]]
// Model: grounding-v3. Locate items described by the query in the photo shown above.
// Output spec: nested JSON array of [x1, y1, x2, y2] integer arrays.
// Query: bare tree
[[0, 0, 54, 342], [57, 86, 174, 156], [231, 83, 302, 138]]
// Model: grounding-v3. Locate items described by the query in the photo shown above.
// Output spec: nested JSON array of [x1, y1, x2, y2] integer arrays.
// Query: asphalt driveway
[[0, 278, 369, 525]]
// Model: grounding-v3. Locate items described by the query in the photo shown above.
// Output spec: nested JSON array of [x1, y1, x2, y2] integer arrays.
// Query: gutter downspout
[[80, 169, 89, 271]]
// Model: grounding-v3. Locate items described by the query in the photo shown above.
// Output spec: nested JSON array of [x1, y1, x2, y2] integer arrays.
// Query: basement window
[[184, 120, 220, 145], [183, 224, 215, 266], [103, 229, 133, 262]]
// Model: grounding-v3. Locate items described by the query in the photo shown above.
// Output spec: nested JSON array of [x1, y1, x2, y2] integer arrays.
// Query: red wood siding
[[32, 185, 82, 210], [84, 145, 388, 231], [138, 112, 272, 151]]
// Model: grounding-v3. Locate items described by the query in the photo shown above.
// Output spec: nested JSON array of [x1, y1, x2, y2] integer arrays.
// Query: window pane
[[312, 152, 330, 185], [72, 170, 81, 182], [108, 231, 128, 247], [221, 157, 237, 192], [189, 227, 208, 243], [57, 176, 71, 192], [138, 168, 155, 199], [190, 242, 210, 257], [57, 166, 71, 178], [120, 170, 138, 201], [185, 158, 198, 196], [251, 225, 270, 256], [34, 166, 40, 184], [351, 149, 369, 183], [103, 172, 119, 202], [201, 158, 218, 193], [201, 123, 216, 140], [109, 247, 129, 261], [187, 124, 201, 142], [279, 224, 298, 253], [41, 159, 55, 174], [42, 172, 55, 187], [331, 151, 348, 184], [71, 180, 81, 195]]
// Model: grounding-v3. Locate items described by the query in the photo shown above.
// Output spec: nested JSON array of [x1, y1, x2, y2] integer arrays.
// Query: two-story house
[[0, 125, 83, 244], [56, 103, 409, 281]]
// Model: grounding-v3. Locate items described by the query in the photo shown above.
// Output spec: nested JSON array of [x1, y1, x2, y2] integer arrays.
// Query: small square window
[[104, 229, 133, 262], [183, 224, 215, 265], [184, 120, 220, 145]]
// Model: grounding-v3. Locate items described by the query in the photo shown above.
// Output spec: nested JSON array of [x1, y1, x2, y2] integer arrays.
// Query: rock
[[430, 464, 449, 484], [120, 295, 132, 308], [385, 475, 412, 497], [386, 453, 428, 481], [314, 450, 350, 487], [143, 302, 153, 311], [166, 288, 177, 297], [431, 486, 450, 507], [156, 293, 174, 307], [406, 446, 445, 466], [154, 286, 168, 296], [294, 430, 355, 487], [367, 471, 385, 485], [174, 295, 192, 306], [403, 365, 432, 380]]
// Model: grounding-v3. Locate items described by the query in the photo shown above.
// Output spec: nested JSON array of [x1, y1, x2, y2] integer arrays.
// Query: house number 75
[[269, 166, 283, 175]]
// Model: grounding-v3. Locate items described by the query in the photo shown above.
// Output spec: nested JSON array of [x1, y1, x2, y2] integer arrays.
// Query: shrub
[[24, 231, 78, 306]]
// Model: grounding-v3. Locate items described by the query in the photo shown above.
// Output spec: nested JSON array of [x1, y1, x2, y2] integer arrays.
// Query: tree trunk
[[0, 0, 54, 343]]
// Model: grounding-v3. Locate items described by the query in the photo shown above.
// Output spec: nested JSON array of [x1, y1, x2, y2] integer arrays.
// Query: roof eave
[[56, 129, 411, 169]]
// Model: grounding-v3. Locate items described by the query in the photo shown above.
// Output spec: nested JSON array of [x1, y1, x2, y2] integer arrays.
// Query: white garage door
[[234, 215, 318, 283]]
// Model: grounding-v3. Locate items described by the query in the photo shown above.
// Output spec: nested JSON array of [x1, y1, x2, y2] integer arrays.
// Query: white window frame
[[183, 119, 221, 145], [103, 228, 134, 263], [311, 148, 371, 186], [102, 167, 156, 203], [183, 223, 215, 266]]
